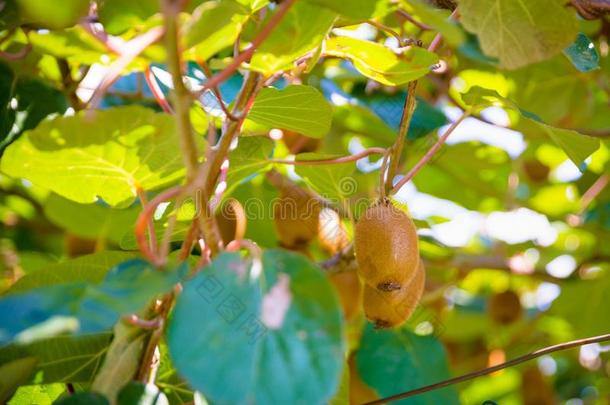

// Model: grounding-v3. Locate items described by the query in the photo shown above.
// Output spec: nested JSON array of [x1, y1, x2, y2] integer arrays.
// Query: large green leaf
[[0, 333, 113, 384], [167, 250, 344, 404], [294, 154, 357, 201], [97, 0, 159, 35], [226, 136, 274, 193], [459, 0, 578, 69], [184, 0, 250, 61], [0, 357, 38, 403], [1, 106, 199, 207], [8, 383, 66, 404], [44, 194, 140, 244], [249, 2, 336, 74], [0, 260, 184, 345], [305, 0, 385, 19], [462, 86, 599, 169], [400, 0, 465, 47], [8, 251, 140, 294], [326, 36, 438, 86], [247, 85, 333, 138], [356, 325, 459, 405], [117, 382, 169, 405]]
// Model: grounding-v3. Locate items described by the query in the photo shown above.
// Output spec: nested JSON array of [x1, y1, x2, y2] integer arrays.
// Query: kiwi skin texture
[[488, 290, 522, 325], [273, 187, 320, 249], [328, 261, 363, 321], [215, 199, 247, 245], [354, 201, 419, 291], [363, 260, 425, 329]]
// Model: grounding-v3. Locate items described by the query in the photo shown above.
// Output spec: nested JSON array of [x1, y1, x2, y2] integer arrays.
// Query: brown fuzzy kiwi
[[282, 130, 321, 154], [328, 260, 362, 321], [363, 260, 425, 328], [348, 356, 379, 404], [65, 234, 96, 258], [521, 366, 555, 405], [215, 198, 246, 245], [354, 200, 419, 291], [273, 186, 321, 249], [523, 159, 550, 183], [488, 290, 522, 325], [318, 208, 350, 255]]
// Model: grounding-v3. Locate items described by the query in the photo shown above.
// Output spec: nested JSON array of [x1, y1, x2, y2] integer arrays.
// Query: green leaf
[[461, 86, 599, 169], [184, 0, 250, 61], [249, 2, 336, 74], [0, 357, 38, 403], [333, 104, 396, 146], [304, 0, 384, 19], [44, 194, 140, 244], [167, 250, 344, 404], [28, 27, 110, 66], [551, 273, 610, 336], [563, 32, 600, 73], [1, 106, 199, 207], [8, 383, 66, 404], [92, 323, 150, 403], [8, 251, 140, 294], [226, 136, 274, 194], [401, 0, 465, 47], [98, 0, 159, 35], [0, 260, 184, 344], [325, 37, 438, 86], [118, 382, 169, 405], [356, 325, 459, 405], [247, 85, 333, 138], [53, 392, 109, 405], [0, 333, 113, 384], [459, 0, 579, 69], [294, 154, 356, 201]]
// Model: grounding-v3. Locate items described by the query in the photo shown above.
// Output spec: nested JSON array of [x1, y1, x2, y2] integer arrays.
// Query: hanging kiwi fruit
[[281, 130, 321, 154], [362, 260, 425, 328], [327, 258, 363, 321], [215, 198, 247, 245], [272, 181, 321, 250], [488, 290, 522, 325], [354, 199, 419, 292]]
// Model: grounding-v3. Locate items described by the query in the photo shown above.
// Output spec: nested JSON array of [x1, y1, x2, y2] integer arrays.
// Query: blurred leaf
[[98, 0, 159, 35], [54, 392, 109, 405], [356, 325, 459, 405], [305, 0, 383, 19], [401, 0, 465, 47], [332, 103, 396, 146], [1, 106, 200, 207], [247, 85, 333, 138], [0, 357, 38, 403], [44, 194, 140, 244], [563, 32, 600, 73], [249, 2, 336, 74], [0, 260, 184, 344], [7, 383, 66, 404], [184, 0, 250, 61], [0, 333, 112, 384], [326, 37, 438, 85], [117, 382, 169, 405], [226, 136, 274, 194], [167, 250, 344, 404], [460, 0, 578, 69], [156, 343, 193, 404], [28, 28, 110, 65], [9, 251, 140, 294], [294, 153, 356, 201]]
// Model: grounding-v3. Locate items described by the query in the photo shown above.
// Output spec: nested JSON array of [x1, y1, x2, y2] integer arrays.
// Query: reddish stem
[[269, 147, 386, 166], [145, 67, 174, 113]]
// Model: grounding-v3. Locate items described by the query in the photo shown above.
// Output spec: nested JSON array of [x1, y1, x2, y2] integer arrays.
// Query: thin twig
[[269, 147, 386, 165], [386, 80, 418, 192], [195, 0, 296, 96], [395, 8, 433, 31], [137, 187, 157, 255], [367, 20, 406, 46], [364, 333, 610, 405], [391, 111, 469, 194], [144, 67, 174, 113], [427, 8, 458, 52], [196, 58, 239, 121], [580, 173, 610, 213]]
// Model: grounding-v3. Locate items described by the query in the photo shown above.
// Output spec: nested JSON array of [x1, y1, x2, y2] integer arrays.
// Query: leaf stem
[[391, 111, 469, 194], [363, 333, 610, 405], [427, 8, 458, 52], [385, 80, 418, 193], [268, 147, 386, 165], [195, 0, 296, 96]]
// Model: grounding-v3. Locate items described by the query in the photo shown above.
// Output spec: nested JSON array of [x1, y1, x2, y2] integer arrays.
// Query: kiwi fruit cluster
[[354, 199, 424, 328]]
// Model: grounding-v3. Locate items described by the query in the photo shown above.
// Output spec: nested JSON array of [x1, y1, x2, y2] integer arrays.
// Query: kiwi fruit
[[523, 159, 550, 183], [363, 260, 425, 328], [273, 185, 320, 249], [521, 366, 555, 405], [65, 234, 96, 258], [318, 208, 350, 255], [282, 130, 321, 154], [215, 198, 246, 245], [328, 260, 362, 321], [488, 290, 522, 325], [354, 200, 419, 291]]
